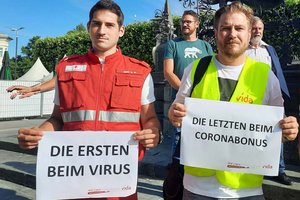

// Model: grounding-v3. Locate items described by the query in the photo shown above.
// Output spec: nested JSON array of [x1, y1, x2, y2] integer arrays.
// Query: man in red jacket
[[17, 0, 161, 199]]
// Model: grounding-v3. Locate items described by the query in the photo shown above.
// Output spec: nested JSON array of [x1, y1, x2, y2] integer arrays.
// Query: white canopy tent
[[17, 57, 53, 81]]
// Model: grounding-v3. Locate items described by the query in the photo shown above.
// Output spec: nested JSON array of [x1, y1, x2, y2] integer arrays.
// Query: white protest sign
[[181, 98, 284, 176], [36, 131, 138, 200]]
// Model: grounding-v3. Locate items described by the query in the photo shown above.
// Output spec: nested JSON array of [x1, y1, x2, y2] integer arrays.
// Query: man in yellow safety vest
[[168, 1, 299, 199]]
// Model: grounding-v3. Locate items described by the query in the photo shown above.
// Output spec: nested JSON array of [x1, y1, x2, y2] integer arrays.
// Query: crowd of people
[[6, 0, 299, 200]]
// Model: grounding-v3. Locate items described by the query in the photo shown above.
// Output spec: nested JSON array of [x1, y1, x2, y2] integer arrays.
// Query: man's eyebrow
[[91, 20, 100, 23], [90, 20, 117, 26]]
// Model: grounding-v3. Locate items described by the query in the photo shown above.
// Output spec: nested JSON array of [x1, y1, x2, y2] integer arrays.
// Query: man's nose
[[229, 27, 238, 37], [98, 24, 106, 34]]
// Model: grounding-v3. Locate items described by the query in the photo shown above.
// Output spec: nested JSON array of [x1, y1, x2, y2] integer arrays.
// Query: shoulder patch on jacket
[[63, 54, 81, 60], [128, 57, 150, 68], [59, 55, 82, 63]]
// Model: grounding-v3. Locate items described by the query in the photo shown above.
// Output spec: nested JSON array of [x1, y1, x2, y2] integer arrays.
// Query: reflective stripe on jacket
[[185, 56, 270, 189]]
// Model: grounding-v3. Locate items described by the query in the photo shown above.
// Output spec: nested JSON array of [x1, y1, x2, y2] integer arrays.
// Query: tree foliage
[[285, 0, 300, 5], [118, 21, 156, 66], [66, 23, 87, 35], [13, 3, 300, 77], [33, 31, 91, 72], [259, 3, 300, 66], [9, 36, 41, 78], [19, 21, 158, 73]]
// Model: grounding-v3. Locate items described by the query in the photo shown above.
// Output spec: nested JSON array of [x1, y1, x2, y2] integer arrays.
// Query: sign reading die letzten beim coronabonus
[[181, 98, 283, 176]]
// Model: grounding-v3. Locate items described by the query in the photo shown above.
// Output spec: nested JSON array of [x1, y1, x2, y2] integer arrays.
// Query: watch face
[[159, 131, 163, 144]]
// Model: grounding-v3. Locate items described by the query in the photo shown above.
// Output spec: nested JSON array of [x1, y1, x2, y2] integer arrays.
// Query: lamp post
[[10, 27, 24, 79]]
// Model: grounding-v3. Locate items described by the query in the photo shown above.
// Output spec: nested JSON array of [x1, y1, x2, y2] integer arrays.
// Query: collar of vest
[[87, 47, 123, 64]]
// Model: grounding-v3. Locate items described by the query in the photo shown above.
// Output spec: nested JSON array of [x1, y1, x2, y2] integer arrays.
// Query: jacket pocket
[[58, 72, 86, 109], [111, 73, 144, 111]]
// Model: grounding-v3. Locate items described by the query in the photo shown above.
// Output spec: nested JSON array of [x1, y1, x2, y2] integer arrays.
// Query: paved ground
[[0, 175, 164, 200], [137, 176, 163, 200], [1, 118, 300, 200], [0, 118, 166, 200]]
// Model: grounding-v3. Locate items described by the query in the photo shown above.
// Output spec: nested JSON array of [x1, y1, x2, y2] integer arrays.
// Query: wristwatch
[[158, 130, 163, 144]]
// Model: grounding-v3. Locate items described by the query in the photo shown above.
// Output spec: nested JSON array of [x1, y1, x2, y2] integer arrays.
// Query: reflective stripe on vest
[[62, 110, 140, 123], [185, 56, 269, 189]]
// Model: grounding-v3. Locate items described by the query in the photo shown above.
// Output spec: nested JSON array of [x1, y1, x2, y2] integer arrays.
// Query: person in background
[[17, 1, 161, 200], [298, 128, 300, 158], [163, 10, 214, 199], [164, 9, 213, 155], [245, 16, 292, 185], [6, 76, 56, 99], [169, 2, 299, 199]]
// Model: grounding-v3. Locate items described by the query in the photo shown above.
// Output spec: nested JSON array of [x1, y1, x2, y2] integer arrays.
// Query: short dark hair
[[88, 0, 124, 27], [182, 10, 199, 22], [214, 1, 253, 29]]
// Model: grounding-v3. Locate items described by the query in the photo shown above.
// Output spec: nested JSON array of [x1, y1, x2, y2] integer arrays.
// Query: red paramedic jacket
[[56, 48, 151, 200]]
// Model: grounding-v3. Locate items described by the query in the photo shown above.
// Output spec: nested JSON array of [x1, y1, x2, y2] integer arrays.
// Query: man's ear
[[247, 28, 251, 42], [214, 28, 217, 39], [119, 25, 125, 38], [87, 22, 90, 33], [195, 21, 200, 29]]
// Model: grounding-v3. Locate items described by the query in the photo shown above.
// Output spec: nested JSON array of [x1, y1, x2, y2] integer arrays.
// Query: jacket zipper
[[95, 62, 105, 130]]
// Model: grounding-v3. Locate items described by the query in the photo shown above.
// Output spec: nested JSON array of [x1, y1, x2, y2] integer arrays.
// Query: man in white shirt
[[245, 16, 292, 185], [17, 1, 161, 199], [245, 16, 289, 98]]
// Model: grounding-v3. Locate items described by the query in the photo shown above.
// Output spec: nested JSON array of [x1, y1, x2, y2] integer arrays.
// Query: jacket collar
[[87, 47, 123, 64]]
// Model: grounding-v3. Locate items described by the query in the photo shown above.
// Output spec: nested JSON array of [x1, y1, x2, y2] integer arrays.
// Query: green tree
[[285, 0, 300, 5], [33, 31, 91, 71], [66, 23, 87, 35], [10, 36, 41, 78], [15, 5, 300, 77], [118, 21, 156, 66], [259, 3, 300, 66]]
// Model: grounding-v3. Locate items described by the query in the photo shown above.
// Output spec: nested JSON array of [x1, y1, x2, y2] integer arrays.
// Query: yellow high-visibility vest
[[185, 56, 270, 189]]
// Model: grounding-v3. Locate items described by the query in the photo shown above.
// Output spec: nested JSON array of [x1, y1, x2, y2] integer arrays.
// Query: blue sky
[[0, 0, 187, 57]]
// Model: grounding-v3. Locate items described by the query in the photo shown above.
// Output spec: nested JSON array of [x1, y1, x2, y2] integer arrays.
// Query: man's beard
[[182, 27, 196, 37], [182, 31, 191, 36], [250, 36, 262, 46], [223, 45, 248, 59], [218, 38, 248, 59]]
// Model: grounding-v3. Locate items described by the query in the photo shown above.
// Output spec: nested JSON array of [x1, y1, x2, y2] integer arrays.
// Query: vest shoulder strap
[[190, 55, 213, 96]]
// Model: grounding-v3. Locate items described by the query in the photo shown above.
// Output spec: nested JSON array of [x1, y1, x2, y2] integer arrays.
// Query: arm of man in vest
[[133, 102, 161, 148], [18, 105, 63, 149], [164, 58, 181, 90]]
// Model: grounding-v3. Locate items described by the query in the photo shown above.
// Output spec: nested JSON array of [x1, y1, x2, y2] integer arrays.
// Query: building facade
[[0, 33, 12, 70]]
